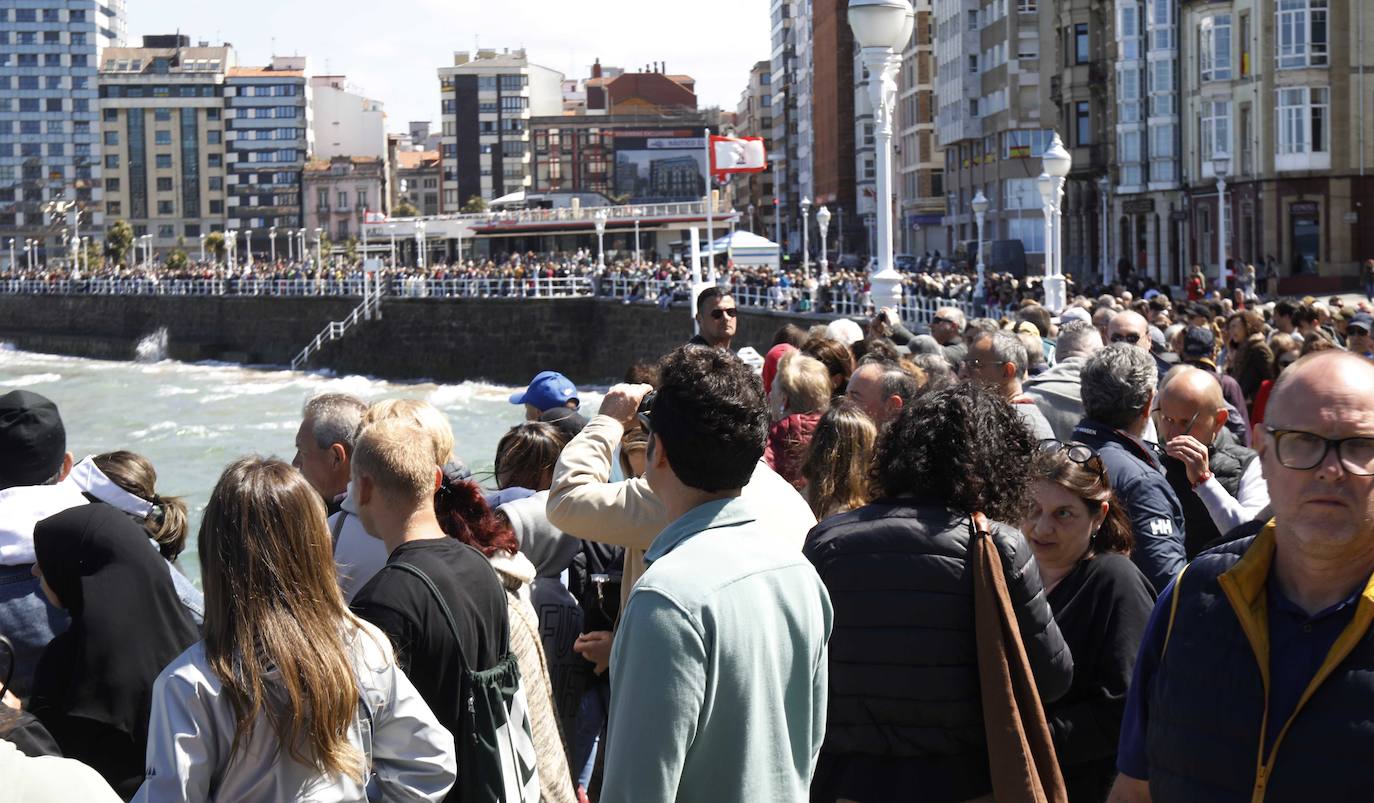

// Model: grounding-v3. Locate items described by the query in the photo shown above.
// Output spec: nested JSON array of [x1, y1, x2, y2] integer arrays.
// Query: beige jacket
[[546, 414, 817, 610]]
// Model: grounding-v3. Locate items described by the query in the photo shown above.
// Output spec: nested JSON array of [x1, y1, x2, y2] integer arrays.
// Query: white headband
[[64, 457, 156, 520]]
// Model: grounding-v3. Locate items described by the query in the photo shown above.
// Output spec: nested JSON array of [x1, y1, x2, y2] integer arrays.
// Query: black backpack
[[381, 562, 539, 803]]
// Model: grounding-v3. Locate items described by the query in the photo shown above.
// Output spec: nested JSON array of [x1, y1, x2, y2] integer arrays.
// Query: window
[[337, 191, 348, 208], [1003, 178, 1039, 209], [1200, 100, 1230, 160], [158, 225, 175, 238], [1277, 0, 1327, 68], [1277, 87, 1329, 155], [156, 154, 172, 168], [356, 187, 368, 208], [1074, 23, 1090, 64], [1075, 101, 1092, 145], [1019, 0, 1036, 12], [1003, 130, 1055, 158], [209, 200, 223, 214], [1200, 15, 1233, 81], [207, 130, 221, 144], [1009, 217, 1045, 252], [968, 9, 978, 29], [155, 130, 172, 146], [107, 201, 122, 215], [156, 177, 173, 191], [317, 189, 329, 208], [105, 178, 120, 192], [157, 201, 174, 215], [1239, 13, 1251, 76], [105, 154, 120, 169], [207, 154, 222, 167], [209, 176, 223, 191], [969, 54, 979, 73]]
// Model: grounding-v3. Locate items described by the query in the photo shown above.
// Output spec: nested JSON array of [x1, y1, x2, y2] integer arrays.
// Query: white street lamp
[[971, 190, 990, 302], [1039, 132, 1072, 311], [1213, 152, 1231, 288], [414, 220, 426, 270], [225, 229, 236, 269], [199, 233, 206, 264], [270, 226, 277, 264], [594, 209, 608, 270], [242, 228, 252, 269], [633, 211, 641, 265], [747, 203, 756, 235], [849, 0, 915, 314], [1097, 174, 1111, 287], [298, 229, 306, 267], [314, 227, 324, 273], [7, 239, 14, 274], [816, 205, 832, 286], [801, 196, 812, 281]]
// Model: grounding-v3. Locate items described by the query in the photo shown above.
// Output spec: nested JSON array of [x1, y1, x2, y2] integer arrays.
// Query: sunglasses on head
[[710, 307, 738, 320], [1039, 439, 1107, 478]]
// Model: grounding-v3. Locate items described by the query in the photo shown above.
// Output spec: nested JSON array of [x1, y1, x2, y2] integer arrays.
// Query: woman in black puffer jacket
[[804, 381, 1073, 803]]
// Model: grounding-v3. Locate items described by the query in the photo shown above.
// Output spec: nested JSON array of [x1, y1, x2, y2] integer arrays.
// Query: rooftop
[[229, 66, 305, 78], [396, 150, 440, 170]]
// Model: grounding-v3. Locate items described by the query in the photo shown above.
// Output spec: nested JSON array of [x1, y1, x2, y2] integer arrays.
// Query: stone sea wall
[[0, 294, 830, 385]]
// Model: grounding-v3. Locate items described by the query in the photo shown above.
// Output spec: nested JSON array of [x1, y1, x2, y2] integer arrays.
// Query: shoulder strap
[[382, 561, 473, 674], [1162, 564, 1190, 658], [329, 511, 348, 552]]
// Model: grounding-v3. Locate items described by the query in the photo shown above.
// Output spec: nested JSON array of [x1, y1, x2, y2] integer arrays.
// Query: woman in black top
[[28, 504, 199, 798], [1021, 442, 1156, 803]]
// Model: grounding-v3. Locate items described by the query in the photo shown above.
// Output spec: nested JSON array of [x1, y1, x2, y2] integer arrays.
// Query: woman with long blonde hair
[[134, 457, 455, 802]]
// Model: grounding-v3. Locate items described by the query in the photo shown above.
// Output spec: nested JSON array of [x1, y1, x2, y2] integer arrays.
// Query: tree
[[165, 248, 188, 271], [344, 237, 358, 265], [204, 231, 226, 263], [318, 233, 333, 268], [393, 199, 420, 218], [106, 219, 134, 266], [461, 195, 488, 213]]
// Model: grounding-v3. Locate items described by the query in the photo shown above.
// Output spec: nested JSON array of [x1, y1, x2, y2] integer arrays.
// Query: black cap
[[539, 406, 588, 442], [0, 390, 67, 490], [1182, 326, 1216, 360]]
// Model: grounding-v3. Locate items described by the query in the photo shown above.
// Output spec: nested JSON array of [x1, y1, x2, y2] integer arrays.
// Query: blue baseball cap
[[510, 371, 579, 413]]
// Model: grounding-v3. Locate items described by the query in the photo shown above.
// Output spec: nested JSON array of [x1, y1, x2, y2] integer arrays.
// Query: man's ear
[[432, 466, 443, 492], [58, 452, 74, 482], [355, 474, 374, 507], [330, 443, 347, 467], [1212, 407, 1229, 436], [650, 433, 670, 470]]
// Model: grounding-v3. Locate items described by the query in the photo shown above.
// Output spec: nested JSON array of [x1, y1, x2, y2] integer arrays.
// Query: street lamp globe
[[970, 190, 990, 216], [1212, 153, 1231, 179], [1037, 173, 1056, 205], [848, 0, 915, 50], [1042, 132, 1072, 179], [816, 204, 831, 231]]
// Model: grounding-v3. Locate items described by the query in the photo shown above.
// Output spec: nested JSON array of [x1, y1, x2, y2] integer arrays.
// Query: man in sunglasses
[[1155, 366, 1269, 558], [1107, 310, 1176, 382], [1111, 350, 1374, 802], [688, 286, 737, 351]]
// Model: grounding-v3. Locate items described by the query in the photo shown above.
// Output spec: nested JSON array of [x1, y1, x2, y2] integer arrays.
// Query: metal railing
[[0, 275, 1014, 326], [291, 283, 384, 371]]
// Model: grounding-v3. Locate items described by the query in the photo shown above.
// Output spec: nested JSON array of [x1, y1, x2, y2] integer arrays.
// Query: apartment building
[[436, 49, 563, 212], [303, 155, 386, 241], [894, 1, 947, 257], [732, 60, 777, 238], [225, 56, 311, 257], [97, 36, 232, 251], [1178, 0, 1374, 285], [1, 0, 124, 269], [310, 74, 386, 159], [936, 0, 1049, 267], [396, 149, 442, 216], [813, 0, 861, 256], [770, 0, 808, 251]]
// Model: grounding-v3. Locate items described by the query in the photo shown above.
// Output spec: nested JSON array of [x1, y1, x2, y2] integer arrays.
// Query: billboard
[[612, 132, 707, 203]]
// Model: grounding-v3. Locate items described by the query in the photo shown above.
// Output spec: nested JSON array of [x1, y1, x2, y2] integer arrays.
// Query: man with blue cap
[[511, 370, 581, 421]]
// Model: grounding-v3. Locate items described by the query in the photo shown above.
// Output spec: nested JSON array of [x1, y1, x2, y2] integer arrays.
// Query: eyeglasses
[[709, 307, 738, 320], [1154, 408, 1204, 435], [1110, 332, 1143, 344], [932, 316, 956, 327], [1039, 439, 1108, 479], [1266, 428, 1374, 476]]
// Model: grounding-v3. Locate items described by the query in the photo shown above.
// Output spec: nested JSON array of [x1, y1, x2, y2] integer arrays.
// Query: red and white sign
[[709, 135, 768, 176], [363, 210, 387, 224]]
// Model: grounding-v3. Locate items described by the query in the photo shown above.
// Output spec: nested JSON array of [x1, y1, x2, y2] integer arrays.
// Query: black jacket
[[803, 499, 1074, 803]]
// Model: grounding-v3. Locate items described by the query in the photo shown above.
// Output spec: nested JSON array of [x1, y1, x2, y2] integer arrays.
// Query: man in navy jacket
[[1074, 344, 1187, 592]]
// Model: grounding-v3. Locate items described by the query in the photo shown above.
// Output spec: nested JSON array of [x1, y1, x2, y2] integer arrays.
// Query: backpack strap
[[329, 511, 348, 552], [1161, 564, 1190, 658], [382, 561, 473, 674]]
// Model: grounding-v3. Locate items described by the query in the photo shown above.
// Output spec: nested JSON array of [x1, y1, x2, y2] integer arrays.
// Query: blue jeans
[[572, 680, 610, 789], [0, 563, 68, 699]]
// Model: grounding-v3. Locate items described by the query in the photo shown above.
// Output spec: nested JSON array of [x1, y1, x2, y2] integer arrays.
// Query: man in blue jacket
[[1074, 344, 1187, 592]]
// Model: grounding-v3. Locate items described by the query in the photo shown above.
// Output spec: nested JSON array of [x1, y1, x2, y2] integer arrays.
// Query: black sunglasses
[[932, 316, 956, 326], [1110, 332, 1143, 344], [1039, 438, 1107, 478], [709, 307, 738, 320]]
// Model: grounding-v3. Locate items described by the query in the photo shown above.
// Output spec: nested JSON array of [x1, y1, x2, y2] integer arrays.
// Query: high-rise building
[[1177, 0, 1374, 287], [97, 36, 233, 253], [894, 1, 947, 256], [1039, 0, 1113, 281], [935, 0, 1050, 266], [436, 49, 563, 212], [770, 0, 805, 252], [1112, 0, 1183, 284], [812, 0, 861, 257], [733, 60, 777, 238], [1, 0, 125, 270], [225, 56, 311, 256], [310, 75, 386, 159]]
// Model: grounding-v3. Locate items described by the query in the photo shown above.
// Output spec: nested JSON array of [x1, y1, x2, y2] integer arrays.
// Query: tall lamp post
[[414, 220, 426, 270], [747, 203, 755, 234], [800, 196, 812, 280], [1097, 174, 1111, 287], [1038, 132, 1072, 311], [242, 228, 252, 269], [7, 238, 14, 274], [594, 209, 608, 270], [269, 226, 277, 264], [198, 233, 206, 264], [816, 205, 832, 285], [971, 190, 989, 303], [1213, 152, 1230, 288], [849, 0, 916, 313]]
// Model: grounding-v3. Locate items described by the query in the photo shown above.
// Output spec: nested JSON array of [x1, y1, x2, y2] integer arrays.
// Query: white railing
[[291, 282, 384, 371], [0, 275, 1014, 327]]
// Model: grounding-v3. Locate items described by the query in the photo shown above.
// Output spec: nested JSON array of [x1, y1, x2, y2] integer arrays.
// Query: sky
[[129, 0, 773, 136]]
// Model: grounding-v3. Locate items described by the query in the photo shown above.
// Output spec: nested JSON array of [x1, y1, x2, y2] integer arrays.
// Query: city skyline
[[126, 0, 772, 135]]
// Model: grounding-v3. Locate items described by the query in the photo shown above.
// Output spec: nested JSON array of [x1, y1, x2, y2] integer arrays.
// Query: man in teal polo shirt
[[599, 345, 833, 803], [1110, 350, 1374, 802]]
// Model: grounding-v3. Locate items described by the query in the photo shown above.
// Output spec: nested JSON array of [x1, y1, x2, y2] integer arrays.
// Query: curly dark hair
[[873, 381, 1035, 521], [435, 477, 519, 557], [650, 345, 768, 491]]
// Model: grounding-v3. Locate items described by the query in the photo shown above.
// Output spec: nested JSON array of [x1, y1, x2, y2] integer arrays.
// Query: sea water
[[0, 344, 603, 586]]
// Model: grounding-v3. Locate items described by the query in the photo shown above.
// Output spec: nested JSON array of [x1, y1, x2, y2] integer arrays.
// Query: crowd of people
[[2, 279, 1373, 802]]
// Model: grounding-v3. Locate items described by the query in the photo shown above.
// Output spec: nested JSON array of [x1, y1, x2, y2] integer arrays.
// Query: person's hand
[[597, 384, 653, 428], [574, 630, 615, 675], [2, 689, 20, 710], [1165, 435, 1211, 485]]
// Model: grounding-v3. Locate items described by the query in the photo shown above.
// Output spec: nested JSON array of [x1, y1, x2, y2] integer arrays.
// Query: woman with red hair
[[435, 477, 577, 803]]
